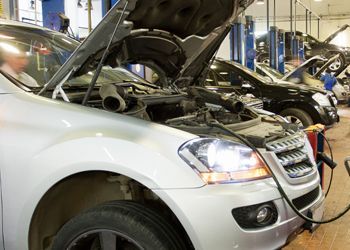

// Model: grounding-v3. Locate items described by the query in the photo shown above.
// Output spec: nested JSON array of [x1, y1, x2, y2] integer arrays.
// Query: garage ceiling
[[246, 0, 350, 18]]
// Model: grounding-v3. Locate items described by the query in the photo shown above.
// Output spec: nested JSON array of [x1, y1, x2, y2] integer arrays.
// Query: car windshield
[[0, 25, 149, 88], [225, 60, 273, 83], [0, 26, 78, 87], [259, 64, 284, 79]]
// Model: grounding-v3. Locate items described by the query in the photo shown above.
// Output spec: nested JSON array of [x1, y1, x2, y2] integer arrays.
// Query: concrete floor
[[285, 106, 350, 250]]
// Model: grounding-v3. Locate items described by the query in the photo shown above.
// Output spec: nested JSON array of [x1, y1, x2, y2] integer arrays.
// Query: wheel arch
[[24, 136, 199, 250], [28, 170, 193, 250], [277, 100, 320, 123]]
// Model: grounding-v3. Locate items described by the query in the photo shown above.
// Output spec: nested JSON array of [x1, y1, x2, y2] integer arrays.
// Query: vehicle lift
[[230, 17, 245, 65], [245, 16, 255, 71]]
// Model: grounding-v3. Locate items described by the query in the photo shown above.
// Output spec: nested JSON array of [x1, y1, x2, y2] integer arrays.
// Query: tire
[[280, 108, 314, 128], [326, 52, 346, 74], [257, 53, 269, 64], [52, 201, 188, 250]]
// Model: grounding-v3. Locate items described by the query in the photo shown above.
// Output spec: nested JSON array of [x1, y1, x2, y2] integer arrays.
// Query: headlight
[[312, 93, 331, 106], [178, 138, 270, 184]]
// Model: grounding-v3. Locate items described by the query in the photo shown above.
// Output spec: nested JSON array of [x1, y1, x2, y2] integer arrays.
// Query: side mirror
[[345, 157, 350, 176]]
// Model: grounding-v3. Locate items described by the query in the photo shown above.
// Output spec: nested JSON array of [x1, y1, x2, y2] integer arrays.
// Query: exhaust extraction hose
[[99, 84, 127, 113]]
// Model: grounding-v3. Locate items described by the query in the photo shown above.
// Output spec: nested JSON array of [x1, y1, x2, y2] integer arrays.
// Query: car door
[[205, 62, 249, 96]]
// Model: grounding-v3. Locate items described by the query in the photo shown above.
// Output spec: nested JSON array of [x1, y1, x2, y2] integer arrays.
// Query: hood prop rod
[[82, 1, 129, 106]]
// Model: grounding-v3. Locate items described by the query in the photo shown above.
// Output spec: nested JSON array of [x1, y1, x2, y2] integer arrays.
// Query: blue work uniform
[[320, 73, 336, 91]]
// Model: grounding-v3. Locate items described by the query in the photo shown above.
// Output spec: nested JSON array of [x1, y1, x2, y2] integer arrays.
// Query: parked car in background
[[256, 25, 350, 74], [206, 59, 339, 127], [255, 55, 349, 104]]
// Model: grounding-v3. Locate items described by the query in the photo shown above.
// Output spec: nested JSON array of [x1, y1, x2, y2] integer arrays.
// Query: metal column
[[306, 9, 308, 34], [298, 40, 305, 61], [269, 26, 278, 69], [230, 17, 245, 65], [102, 0, 119, 16], [245, 16, 255, 70], [278, 29, 285, 74], [292, 37, 299, 60], [267, 0, 270, 33]]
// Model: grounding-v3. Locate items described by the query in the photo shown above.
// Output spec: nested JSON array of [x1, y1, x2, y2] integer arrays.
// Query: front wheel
[[280, 108, 314, 128], [52, 201, 187, 250]]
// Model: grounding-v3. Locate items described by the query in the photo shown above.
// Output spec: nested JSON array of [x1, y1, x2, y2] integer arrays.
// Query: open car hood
[[282, 56, 327, 81], [324, 24, 350, 44], [42, 0, 253, 91], [313, 54, 341, 78]]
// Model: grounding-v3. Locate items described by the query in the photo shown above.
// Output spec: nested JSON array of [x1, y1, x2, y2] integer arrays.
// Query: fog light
[[256, 206, 272, 224], [232, 202, 278, 229]]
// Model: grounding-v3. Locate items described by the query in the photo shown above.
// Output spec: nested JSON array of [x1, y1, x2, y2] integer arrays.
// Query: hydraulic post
[[230, 17, 245, 64], [278, 29, 285, 74], [269, 26, 278, 69], [245, 16, 255, 70]]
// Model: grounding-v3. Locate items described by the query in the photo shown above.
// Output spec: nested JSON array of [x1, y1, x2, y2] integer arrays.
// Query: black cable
[[317, 131, 334, 197], [208, 120, 350, 224], [325, 170, 334, 198]]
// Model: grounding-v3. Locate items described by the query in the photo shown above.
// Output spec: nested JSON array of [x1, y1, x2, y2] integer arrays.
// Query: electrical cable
[[317, 131, 334, 197], [207, 120, 350, 224]]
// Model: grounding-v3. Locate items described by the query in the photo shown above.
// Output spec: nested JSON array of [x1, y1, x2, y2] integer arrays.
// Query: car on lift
[[256, 25, 350, 74], [0, 1, 325, 249], [284, 57, 349, 104], [205, 59, 339, 127], [256, 55, 349, 104]]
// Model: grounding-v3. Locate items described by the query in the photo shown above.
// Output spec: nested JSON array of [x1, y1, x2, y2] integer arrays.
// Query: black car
[[204, 59, 339, 127], [256, 25, 350, 74]]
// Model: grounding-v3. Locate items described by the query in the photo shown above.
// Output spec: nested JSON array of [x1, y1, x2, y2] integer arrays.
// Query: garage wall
[[64, 0, 102, 38], [17, 0, 42, 24], [1, 0, 10, 19]]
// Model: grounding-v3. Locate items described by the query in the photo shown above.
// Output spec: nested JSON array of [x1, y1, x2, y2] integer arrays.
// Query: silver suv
[[0, 0, 324, 249]]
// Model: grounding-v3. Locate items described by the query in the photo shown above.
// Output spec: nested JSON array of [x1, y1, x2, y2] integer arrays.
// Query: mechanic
[[321, 68, 337, 91], [0, 42, 39, 87]]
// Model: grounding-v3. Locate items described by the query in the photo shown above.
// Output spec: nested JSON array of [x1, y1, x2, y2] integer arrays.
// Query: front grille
[[266, 132, 314, 178], [292, 187, 320, 210]]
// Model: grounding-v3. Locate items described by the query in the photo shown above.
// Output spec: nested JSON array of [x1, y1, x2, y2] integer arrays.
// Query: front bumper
[[154, 177, 324, 250]]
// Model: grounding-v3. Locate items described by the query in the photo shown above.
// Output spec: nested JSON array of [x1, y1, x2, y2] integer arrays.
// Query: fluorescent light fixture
[[256, 0, 264, 5], [314, 0, 322, 2]]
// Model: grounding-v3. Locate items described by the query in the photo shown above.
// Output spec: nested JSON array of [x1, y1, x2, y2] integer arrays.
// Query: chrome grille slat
[[266, 131, 314, 178], [285, 162, 314, 178], [266, 132, 305, 154]]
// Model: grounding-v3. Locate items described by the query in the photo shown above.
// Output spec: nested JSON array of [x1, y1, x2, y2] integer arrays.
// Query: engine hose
[[208, 120, 350, 224]]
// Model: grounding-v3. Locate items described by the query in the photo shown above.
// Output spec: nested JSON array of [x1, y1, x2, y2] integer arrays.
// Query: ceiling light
[[314, 0, 322, 2], [256, 0, 264, 5]]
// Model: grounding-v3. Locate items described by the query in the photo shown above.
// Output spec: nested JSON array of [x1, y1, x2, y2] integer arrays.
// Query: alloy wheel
[[67, 229, 144, 250]]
